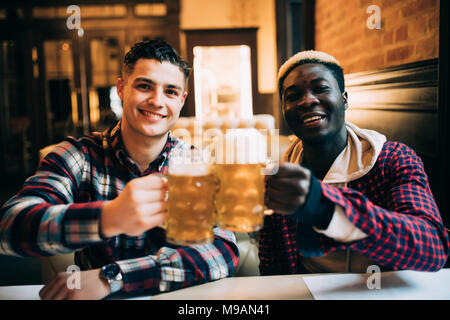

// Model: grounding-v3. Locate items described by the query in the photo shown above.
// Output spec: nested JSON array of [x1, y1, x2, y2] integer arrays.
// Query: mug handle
[[261, 158, 279, 176], [262, 160, 276, 216], [158, 174, 168, 230]]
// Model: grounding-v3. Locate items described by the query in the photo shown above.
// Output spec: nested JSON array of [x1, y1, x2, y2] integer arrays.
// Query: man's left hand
[[39, 268, 110, 300]]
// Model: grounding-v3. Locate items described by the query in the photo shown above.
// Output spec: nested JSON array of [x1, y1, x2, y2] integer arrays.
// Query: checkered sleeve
[[319, 142, 449, 271], [258, 214, 293, 275], [115, 227, 239, 295], [0, 140, 106, 257]]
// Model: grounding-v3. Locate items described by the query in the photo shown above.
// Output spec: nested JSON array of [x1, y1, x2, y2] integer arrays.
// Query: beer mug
[[165, 147, 218, 245], [213, 128, 274, 232]]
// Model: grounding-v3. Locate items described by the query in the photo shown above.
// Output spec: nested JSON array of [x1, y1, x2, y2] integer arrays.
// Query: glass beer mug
[[165, 146, 218, 245], [213, 128, 274, 232]]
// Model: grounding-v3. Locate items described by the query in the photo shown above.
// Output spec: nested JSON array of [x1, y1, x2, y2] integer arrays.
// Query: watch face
[[102, 264, 121, 279]]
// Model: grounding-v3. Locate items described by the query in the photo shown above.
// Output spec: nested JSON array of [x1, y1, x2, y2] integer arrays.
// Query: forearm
[[115, 228, 239, 294], [0, 139, 111, 257], [319, 183, 449, 271], [0, 195, 107, 257]]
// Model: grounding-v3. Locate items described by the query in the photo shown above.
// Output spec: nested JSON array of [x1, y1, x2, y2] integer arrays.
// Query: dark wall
[[344, 59, 448, 226]]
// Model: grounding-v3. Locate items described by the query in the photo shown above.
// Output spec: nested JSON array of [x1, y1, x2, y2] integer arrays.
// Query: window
[[193, 45, 253, 120]]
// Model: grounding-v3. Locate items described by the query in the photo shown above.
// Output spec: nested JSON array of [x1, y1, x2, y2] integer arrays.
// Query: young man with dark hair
[[260, 50, 449, 275], [0, 40, 239, 300]]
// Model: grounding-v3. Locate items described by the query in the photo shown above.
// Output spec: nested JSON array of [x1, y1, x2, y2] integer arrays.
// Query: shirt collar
[[107, 120, 176, 173]]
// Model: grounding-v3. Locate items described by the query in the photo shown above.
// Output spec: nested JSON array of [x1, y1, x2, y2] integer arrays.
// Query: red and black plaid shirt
[[259, 141, 449, 274], [0, 122, 239, 295]]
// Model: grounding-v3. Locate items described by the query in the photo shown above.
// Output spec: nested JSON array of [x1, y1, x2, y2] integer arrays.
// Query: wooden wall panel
[[344, 58, 441, 214]]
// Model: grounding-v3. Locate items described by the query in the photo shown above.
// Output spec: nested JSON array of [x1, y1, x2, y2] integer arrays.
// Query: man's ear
[[342, 91, 349, 110], [116, 77, 124, 101], [181, 91, 188, 105]]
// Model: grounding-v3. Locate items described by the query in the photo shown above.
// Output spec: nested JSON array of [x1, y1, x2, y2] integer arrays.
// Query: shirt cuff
[[115, 255, 162, 294], [291, 174, 335, 230], [314, 204, 368, 242]]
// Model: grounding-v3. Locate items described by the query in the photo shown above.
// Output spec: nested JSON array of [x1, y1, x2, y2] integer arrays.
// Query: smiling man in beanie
[[259, 50, 449, 274]]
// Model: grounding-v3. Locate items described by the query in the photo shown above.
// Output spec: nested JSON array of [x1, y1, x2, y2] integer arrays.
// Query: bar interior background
[[0, 0, 448, 285]]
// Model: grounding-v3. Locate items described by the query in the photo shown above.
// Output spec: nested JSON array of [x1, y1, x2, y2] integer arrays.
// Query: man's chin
[[136, 124, 169, 139], [142, 130, 169, 139], [295, 129, 332, 145], [302, 136, 328, 145]]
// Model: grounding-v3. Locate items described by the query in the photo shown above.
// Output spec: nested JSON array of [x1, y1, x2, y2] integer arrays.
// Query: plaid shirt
[[0, 121, 239, 295], [259, 141, 449, 274]]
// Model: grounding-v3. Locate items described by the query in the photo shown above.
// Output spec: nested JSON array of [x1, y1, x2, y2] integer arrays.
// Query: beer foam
[[168, 162, 211, 176], [218, 128, 267, 164]]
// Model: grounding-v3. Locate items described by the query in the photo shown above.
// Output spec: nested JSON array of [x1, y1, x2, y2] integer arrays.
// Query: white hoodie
[[282, 122, 387, 273]]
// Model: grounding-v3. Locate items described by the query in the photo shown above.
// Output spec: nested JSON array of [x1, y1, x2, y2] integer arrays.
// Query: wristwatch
[[100, 263, 123, 294]]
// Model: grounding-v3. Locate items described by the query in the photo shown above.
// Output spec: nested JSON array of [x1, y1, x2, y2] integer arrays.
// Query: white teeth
[[142, 110, 164, 119], [303, 115, 323, 123]]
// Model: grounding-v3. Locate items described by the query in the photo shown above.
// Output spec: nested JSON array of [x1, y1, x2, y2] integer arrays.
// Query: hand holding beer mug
[[214, 128, 274, 232], [165, 146, 218, 245]]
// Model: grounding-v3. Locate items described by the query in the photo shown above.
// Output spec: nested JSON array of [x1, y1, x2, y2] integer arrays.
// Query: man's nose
[[299, 91, 319, 108], [147, 87, 164, 107]]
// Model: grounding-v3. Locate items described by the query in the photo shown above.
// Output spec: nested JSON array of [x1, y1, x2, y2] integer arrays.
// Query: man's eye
[[315, 86, 329, 93], [166, 89, 179, 96], [285, 93, 300, 102], [137, 84, 150, 90]]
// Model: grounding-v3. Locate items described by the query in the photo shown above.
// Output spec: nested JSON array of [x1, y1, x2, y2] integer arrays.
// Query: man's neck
[[302, 128, 348, 180], [120, 123, 169, 172]]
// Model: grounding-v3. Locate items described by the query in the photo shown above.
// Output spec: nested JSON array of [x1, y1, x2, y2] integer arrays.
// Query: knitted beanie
[[277, 50, 342, 98]]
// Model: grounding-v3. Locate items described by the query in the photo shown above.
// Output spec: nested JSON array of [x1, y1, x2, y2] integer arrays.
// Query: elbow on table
[[431, 229, 450, 271], [407, 241, 449, 272], [408, 224, 450, 272]]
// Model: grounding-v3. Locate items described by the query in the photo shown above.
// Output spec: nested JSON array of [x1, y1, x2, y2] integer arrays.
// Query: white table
[[0, 284, 44, 300], [0, 274, 312, 300], [1, 269, 449, 300]]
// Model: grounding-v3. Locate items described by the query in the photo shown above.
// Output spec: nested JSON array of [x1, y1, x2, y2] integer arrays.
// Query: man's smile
[[300, 112, 327, 128], [138, 109, 167, 120]]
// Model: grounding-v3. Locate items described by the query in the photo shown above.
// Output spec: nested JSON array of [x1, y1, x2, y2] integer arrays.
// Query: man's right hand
[[265, 162, 311, 216], [100, 174, 168, 237]]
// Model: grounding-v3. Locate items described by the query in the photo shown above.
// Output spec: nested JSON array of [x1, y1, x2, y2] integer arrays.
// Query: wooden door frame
[[438, 0, 449, 226], [275, 0, 315, 134], [182, 28, 260, 117]]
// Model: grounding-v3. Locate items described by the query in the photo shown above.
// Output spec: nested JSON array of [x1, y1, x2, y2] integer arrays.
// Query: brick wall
[[315, 0, 439, 74]]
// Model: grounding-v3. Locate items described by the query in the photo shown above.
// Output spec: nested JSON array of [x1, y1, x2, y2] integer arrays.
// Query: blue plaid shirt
[[0, 121, 239, 295]]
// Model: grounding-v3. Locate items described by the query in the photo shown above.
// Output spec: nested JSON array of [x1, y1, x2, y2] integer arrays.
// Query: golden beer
[[166, 171, 217, 245], [215, 163, 265, 232]]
